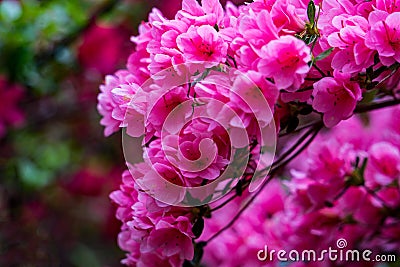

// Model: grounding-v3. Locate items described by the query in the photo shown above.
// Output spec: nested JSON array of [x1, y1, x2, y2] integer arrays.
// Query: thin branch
[[273, 124, 318, 168], [354, 98, 400, 113], [313, 63, 327, 77], [279, 120, 321, 137]]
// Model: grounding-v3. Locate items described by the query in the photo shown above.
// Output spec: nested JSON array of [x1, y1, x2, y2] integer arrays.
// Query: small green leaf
[[307, 0, 316, 25], [185, 192, 201, 206], [304, 34, 318, 45], [18, 159, 53, 189], [315, 47, 334, 61], [360, 89, 378, 104]]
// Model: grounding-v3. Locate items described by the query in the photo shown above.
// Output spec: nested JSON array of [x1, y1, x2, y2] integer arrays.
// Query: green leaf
[[304, 34, 318, 45], [185, 192, 201, 206], [315, 47, 334, 61], [18, 159, 53, 189], [69, 244, 102, 267], [307, 0, 316, 25], [0, 1, 22, 22], [360, 89, 378, 104]]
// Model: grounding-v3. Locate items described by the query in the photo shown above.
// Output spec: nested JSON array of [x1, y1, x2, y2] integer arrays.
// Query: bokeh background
[[0, 0, 194, 266]]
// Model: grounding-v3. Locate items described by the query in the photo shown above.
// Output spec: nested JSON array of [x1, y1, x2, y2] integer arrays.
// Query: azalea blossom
[[96, 0, 400, 265], [258, 35, 311, 91], [312, 71, 362, 127], [177, 25, 228, 68], [365, 12, 400, 66]]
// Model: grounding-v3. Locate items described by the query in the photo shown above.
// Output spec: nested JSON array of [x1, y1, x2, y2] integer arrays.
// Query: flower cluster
[[110, 167, 195, 266], [202, 107, 400, 267], [97, 0, 400, 266]]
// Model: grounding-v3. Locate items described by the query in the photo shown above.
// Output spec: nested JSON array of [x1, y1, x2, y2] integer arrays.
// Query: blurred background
[[0, 0, 183, 266]]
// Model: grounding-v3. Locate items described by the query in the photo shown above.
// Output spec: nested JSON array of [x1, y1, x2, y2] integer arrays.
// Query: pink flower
[[110, 168, 194, 266], [78, 23, 129, 75], [147, 0, 182, 19], [312, 71, 362, 127], [334, 187, 383, 226], [270, 0, 308, 33], [141, 217, 194, 260], [365, 12, 400, 66], [375, 0, 400, 14], [177, 25, 228, 68], [161, 118, 230, 182], [258, 35, 311, 91], [365, 142, 400, 187], [201, 180, 285, 267], [0, 77, 25, 137], [237, 9, 279, 56], [327, 15, 375, 73], [177, 0, 225, 26], [97, 70, 144, 137]]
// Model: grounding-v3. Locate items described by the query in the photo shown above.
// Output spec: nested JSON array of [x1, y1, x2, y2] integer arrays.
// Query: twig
[[354, 98, 400, 113]]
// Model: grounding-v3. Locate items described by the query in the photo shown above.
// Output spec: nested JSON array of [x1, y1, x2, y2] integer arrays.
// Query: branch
[[354, 98, 400, 113]]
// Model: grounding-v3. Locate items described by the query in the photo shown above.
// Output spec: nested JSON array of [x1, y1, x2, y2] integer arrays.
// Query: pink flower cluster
[[110, 167, 195, 266], [202, 107, 400, 266], [97, 0, 400, 266]]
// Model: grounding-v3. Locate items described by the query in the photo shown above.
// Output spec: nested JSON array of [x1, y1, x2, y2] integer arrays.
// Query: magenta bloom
[[365, 12, 400, 66], [365, 142, 400, 187], [0, 77, 25, 137], [177, 25, 228, 68], [78, 23, 129, 75], [258, 35, 311, 91], [312, 71, 362, 127], [97, 70, 143, 137], [96, 1, 400, 265], [327, 15, 375, 73], [110, 168, 194, 266]]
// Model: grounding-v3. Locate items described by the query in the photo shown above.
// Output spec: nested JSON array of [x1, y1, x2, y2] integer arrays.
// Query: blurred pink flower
[[0, 77, 25, 137], [365, 142, 400, 187], [78, 23, 130, 75]]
